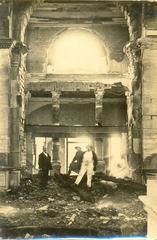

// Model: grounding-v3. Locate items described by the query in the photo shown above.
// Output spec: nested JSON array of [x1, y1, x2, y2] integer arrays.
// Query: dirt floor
[[0, 174, 147, 239]]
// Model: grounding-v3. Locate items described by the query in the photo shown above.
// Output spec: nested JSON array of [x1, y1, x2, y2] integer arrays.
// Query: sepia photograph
[[0, 0, 157, 239]]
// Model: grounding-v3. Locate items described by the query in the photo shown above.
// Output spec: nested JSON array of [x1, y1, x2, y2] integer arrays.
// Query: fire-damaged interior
[[0, 0, 157, 238]]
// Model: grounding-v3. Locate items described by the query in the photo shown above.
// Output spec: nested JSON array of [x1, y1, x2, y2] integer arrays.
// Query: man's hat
[[75, 146, 81, 149]]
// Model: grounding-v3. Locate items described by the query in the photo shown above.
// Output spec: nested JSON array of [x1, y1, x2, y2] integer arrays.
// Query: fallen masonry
[[0, 174, 147, 238]]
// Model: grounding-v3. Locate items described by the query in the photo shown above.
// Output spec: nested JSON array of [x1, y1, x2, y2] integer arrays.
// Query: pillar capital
[[13, 0, 43, 42], [10, 41, 29, 55]]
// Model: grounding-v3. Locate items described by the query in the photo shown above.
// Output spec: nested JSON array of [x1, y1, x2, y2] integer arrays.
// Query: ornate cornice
[[0, 38, 13, 49]]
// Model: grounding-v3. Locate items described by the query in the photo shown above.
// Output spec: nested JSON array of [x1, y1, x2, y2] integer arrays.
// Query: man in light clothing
[[75, 144, 98, 188]]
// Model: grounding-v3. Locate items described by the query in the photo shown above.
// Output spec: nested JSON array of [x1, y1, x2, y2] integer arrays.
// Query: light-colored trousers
[[75, 158, 94, 187]]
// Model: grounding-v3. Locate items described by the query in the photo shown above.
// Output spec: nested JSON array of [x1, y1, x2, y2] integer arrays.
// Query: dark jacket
[[38, 152, 52, 170], [69, 150, 84, 173], [92, 151, 98, 171]]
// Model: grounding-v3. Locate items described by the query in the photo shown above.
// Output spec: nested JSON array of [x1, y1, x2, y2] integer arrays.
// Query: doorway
[[67, 136, 93, 174], [107, 133, 130, 178]]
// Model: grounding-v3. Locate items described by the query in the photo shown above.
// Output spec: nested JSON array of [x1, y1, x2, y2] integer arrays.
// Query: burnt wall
[[142, 3, 157, 168], [26, 24, 129, 73], [122, 3, 143, 182]]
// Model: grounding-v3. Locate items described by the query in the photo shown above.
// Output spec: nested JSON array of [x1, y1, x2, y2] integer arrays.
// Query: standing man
[[38, 146, 52, 188], [68, 146, 83, 175], [75, 144, 98, 188]]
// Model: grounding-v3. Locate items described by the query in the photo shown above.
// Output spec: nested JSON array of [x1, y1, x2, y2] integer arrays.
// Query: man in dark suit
[[68, 146, 83, 175], [38, 146, 52, 188]]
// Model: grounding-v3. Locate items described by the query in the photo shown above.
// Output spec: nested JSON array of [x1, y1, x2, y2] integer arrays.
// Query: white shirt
[[43, 152, 48, 157], [83, 151, 93, 161]]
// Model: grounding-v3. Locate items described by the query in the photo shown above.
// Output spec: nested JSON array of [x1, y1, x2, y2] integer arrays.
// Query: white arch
[[46, 28, 109, 74]]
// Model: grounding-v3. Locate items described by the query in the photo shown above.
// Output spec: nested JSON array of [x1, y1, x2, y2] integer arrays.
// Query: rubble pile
[[0, 174, 147, 238]]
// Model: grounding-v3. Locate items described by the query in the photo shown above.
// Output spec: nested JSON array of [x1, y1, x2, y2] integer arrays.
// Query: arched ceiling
[[47, 28, 108, 74], [26, 1, 129, 73]]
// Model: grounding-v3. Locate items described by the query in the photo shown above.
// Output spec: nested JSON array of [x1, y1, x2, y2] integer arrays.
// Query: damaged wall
[[142, 3, 157, 169], [0, 0, 43, 168], [0, 47, 10, 166], [122, 2, 157, 177], [26, 24, 128, 74], [9, 41, 29, 167], [122, 3, 143, 182], [8, 0, 43, 168], [2, 0, 157, 183], [0, 4, 12, 166]]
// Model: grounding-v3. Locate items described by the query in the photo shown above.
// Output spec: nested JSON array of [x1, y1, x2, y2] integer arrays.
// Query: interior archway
[[46, 28, 108, 74]]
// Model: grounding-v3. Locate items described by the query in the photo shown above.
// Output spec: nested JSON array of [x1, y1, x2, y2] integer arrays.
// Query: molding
[[25, 125, 127, 137], [26, 73, 129, 87], [60, 97, 95, 104], [0, 38, 13, 49]]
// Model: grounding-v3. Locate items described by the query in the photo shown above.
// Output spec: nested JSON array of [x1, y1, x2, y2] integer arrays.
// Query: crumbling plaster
[[121, 3, 143, 181], [26, 24, 129, 74]]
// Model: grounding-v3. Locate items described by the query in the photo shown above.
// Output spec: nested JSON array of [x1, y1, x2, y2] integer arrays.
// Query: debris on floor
[[0, 173, 147, 238]]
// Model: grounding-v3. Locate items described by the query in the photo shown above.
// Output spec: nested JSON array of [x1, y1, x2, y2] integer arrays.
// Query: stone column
[[94, 138, 103, 172], [0, 40, 12, 167], [125, 89, 142, 182], [10, 42, 28, 168], [52, 91, 60, 125], [141, 38, 157, 163], [139, 176, 157, 240], [21, 132, 27, 167], [147, 177, 157, 240], [13, 1, 41, 42], [95, 90, 104, 126], [0, 6, 12, 169], [26, 132, 34, 174], [103, 136, 110, 174], [123, 41, 142, 183], [59, 138, 66, 174], [52, 138, 61, 174], [122, 3, 143, 183]]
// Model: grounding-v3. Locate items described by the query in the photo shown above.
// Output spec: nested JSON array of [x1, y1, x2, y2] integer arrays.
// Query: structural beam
[[26, 73, 129, 83], [60, 98, 95, 104], [28, 21, 126, 28], [25, 125, 127, 137], [26, 73, 129, 92], [32, 10, 123, 19], [39, 0, 157, 2]]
